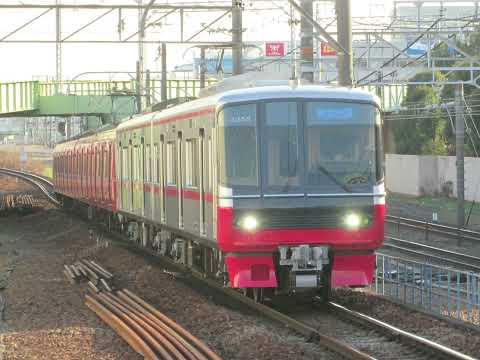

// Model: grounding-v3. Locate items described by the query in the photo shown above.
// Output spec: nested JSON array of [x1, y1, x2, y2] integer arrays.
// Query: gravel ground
[[387, 194, 480, 231], [0, 205, 334, 360], [1, 179, 477, 359], [331, 288, 480, 358]]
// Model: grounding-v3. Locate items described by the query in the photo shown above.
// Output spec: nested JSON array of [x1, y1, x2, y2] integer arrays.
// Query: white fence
[[386, 154, 480, 201]]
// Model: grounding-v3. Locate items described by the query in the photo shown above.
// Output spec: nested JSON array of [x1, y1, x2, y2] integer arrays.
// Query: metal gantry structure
[[312, 0, 480, 89], [0, 2, 241, 85]]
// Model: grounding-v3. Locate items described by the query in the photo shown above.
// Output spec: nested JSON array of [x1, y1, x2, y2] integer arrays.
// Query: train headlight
[[344, 213, 361, 229], [241, 216, 258, 231]]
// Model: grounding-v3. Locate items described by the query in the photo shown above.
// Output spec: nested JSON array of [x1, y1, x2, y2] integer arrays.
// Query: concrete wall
[[386, 154, 480, 202]]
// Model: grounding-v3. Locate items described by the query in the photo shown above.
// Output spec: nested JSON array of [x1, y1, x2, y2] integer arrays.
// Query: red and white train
[[53, 85, 385, 300]]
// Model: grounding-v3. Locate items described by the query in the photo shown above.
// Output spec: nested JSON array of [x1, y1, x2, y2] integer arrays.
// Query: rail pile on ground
[[64, 258, 221, 360], [63, 259, 114, 292], [0, 194, 39, 215], [86, 289, 222, 360]]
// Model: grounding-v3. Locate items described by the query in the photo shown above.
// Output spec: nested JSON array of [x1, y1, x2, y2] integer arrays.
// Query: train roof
[[116, 85, 380, 133], [216, 85, 380, 105]]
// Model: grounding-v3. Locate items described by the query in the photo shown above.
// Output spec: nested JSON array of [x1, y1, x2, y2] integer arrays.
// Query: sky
[[0, 0, 395, 82]]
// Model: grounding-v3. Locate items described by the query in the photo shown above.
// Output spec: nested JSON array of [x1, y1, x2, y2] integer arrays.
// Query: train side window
[[145, 144, 151, 182], [166, 141, 176, 185], [185, 138, 198, 188]]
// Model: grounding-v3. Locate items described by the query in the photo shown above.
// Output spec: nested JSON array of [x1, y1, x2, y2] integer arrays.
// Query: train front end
[[215, 87, 385, 297]]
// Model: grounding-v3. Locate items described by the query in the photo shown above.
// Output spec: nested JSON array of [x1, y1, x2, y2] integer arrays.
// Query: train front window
[[305, 102, 376, 193], [264, 102, 300, 193], [218, 104, 258, 192]]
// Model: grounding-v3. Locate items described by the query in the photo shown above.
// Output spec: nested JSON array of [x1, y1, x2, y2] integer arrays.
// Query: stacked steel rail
[[0, 168, 59, 206], [64, 257, 221, 360], [86, 290, 221, 360]]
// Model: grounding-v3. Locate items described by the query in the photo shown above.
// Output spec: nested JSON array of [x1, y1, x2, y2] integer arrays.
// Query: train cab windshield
[[218, 100, 382, 196]]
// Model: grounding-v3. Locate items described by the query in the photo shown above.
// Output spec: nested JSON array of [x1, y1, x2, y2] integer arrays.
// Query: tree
[[392, 72, 449, 155]]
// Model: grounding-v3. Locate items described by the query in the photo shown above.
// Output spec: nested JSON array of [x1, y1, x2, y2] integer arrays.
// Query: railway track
[[386, 215, 480, 243], [382, 236, 480, 273], [283, 300, 475, 360], [0, 168, 59, 206], [99, 226, 476, 360]]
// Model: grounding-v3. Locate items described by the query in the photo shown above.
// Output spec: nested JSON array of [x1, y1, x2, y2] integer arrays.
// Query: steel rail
[[0, 168, 59, 206], [386, 215, 480, 243], [86, 288, 220, 360], [326, 302, 476, 360], [85, 293, 159, 359], [0, 167, 53, 188], [103, 229, 476, 360], [382, 236, 480, 272]]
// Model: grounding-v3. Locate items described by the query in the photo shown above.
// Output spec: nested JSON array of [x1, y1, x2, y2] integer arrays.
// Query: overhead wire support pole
[[232, 0, 243, 75], [336, 0, 353, 87], [300, 0, 314, 83], [287, 0, 346, 54], [55, 0, 62, 93], [455, 83, 465, 229]]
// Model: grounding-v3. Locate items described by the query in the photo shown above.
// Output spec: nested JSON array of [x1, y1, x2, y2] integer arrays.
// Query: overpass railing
[[0, 81, 38, 114], [37, 79, 217, 100]]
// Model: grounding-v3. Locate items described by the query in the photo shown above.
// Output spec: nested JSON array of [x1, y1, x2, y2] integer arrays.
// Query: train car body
[[54, 85, 385, 298], [53, 129, 117, 212]]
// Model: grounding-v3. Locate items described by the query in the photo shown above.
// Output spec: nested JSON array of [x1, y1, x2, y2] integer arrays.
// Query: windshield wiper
[[316, 164, 352, 193]]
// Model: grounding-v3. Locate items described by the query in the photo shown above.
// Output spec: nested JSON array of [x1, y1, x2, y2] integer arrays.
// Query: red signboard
[[265, 42, 285, 57], [321, 43, 337, 56]]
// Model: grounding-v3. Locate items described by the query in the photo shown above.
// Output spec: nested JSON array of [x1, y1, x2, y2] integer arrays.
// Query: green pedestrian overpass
[[0, 79, 404, 122]]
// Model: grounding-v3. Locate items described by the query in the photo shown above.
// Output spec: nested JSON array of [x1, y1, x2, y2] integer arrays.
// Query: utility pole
[[55, 0, 62, 94], [232, 0, 243, 75], [336, 0, 353, 87], [137, 0, 144, 113], [289, 3, 296, 80], [161, 43, 167, 104], [455, 83, 465, 228], [300, 0, 314, 83]]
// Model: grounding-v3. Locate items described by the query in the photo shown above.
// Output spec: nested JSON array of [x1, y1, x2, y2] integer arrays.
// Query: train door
[[211, 130, 218, 238], [131, 139, 144, 216], [140, 138, 145, 217], [160, 136, 166, 223], [199, 129, 206, 235], [152, 141, 159, 221], [145, 141, 152, 220], [80, 148, 83, 198], [120, 144, 128, 211], [87, 147, 91, 200], [177, 132, 183, 228], [165, 136, 179, 227], [129, 141, 134, 212]]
